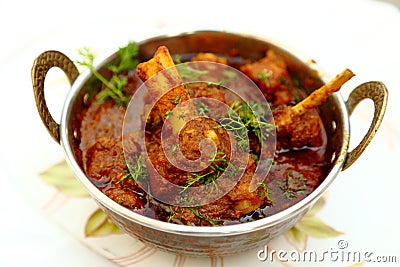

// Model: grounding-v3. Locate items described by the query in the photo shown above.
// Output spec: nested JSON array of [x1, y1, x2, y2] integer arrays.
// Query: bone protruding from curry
[[274, 68, 355, 130], [137, 46, 354, 149], [136, 46, 196, 134], [136, 46, 270, 220], [293, 68, 354, 115], [79, 41, 348, 226]]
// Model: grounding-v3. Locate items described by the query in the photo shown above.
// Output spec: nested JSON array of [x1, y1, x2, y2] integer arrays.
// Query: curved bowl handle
[[31, 51, 79, 144], [342, 81, 388, 170]]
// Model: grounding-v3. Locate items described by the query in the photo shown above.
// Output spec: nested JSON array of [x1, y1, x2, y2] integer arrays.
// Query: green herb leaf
[[168, 95, 182, 105], [257, 69, 273, 87], [277, 170, 307, 200], [115, 41, 140, 73], [196, 101, 210, 116], [257, 182, 273, 202], [39, 161, 89, 198], [85, 208, 122, 237], [218, 101, 275, 152], [182, 151, 239, 195], [77, 41, 139, 105], [177, 63, 209, 80], [121, 155, 148, 183], [222, 70, 237, 79]]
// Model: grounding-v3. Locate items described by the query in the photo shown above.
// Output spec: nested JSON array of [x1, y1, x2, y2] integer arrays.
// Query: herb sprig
[[187, 207, 227, 226], [181, 151, 240, 194], [77, 42, 139, 105], [257, 69, 273, 87], [196, 101, 210, 116], [277, 170, 307, 200], [119, 155, 147, 183], [218, 101, 275, 152], [257, 181, 273, 202], [177, 63, 209, 80]]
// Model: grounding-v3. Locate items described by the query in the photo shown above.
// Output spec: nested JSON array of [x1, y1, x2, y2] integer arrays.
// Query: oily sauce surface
[[77, 50, 332, 226]]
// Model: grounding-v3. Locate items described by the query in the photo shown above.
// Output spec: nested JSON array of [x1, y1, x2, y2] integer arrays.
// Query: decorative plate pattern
[[39, 160, 348, 267]]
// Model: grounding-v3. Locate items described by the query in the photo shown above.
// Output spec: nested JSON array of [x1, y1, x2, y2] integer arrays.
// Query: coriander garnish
[[77, 41, 140, 105]]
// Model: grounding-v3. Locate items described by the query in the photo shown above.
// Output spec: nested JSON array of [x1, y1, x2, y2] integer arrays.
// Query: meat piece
[[226, 154, 270, 214], [178, 118, 230, 161], [191, 52, 227, 64], [105, 188, 145, 210], [273, 106, 324, 149], [187, 83, 228, 121], [172, 197, 236, 226], [145, 115, 272, 225], [145, 117, 231, 198], [80, 101, 126, 156], [85, 136, 146, 210], [188, 83, 226, 102], [84, 136, 127, 183], [136, 46, 180, 81], [170, 155, 271, 226], [273, 69, 354, 149], [136, 46, 194, 134], [292, 68, 354, 115], [240, 50, 296, 106]]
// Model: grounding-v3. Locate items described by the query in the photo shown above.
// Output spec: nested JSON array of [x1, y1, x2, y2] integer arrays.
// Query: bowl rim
[[60, 29, 349, 237]]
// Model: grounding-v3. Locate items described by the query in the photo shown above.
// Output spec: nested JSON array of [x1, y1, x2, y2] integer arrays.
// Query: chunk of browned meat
[[105, 188, 145, 210], [272, 69, 354, 150], [84, 136, 146, 210], [188, 83, 226, 102], [240, 50, 296, 106], [191, 52, 227, 64], [136, 46, 193, 134], [80, 101, 126, 157], [170, 155, 271, 226], [145, 117, 230, 199], [273, 106, 324, 149], [172, 196, 236, 226], [226, 154, 270, 214], [84, 136, 126, 183]]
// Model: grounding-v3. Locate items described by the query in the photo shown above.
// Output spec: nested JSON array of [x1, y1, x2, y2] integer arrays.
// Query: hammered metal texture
[[343, 81, 388, 170], [31, 51, 79, 143]]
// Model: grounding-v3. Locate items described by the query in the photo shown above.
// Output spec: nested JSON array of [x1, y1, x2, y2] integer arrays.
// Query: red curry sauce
[[77, 48, 331, 226]]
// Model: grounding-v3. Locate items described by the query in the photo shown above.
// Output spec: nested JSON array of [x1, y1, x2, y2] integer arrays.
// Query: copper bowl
[[32, 30, 387, 256]]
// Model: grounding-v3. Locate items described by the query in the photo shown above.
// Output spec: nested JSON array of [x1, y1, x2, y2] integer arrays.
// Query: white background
[[1, 0, 399, 266]]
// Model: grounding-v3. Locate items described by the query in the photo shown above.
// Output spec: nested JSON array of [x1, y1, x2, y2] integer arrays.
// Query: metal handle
[[31, 51, 79, 144], [342, 81, 388, 170]]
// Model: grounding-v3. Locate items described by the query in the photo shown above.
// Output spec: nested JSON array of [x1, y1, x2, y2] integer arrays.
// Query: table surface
[[1, 0, 399, 266]]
